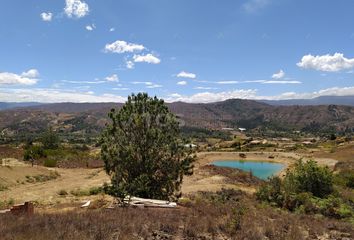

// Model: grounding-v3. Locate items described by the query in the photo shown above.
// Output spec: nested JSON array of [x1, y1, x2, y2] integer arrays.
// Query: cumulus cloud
[[272, 69, 285, 79], [105, 40, 145, 54], [268, 86, 354, 100], [0, 88, 125, 103], [105, 74, 119, 82], [165, 86, 354, 103], [166, 89, 258, 103], [177, 71, 196, 79], [243, 0, 271, 13], [109, 28, 115, 32], [64, 0, 89, 18], [133, 54, 161, 64], [40, 12, 53, 21], [126, 60, 134, 69], [177, 81, 187, 85], [85, 24, 95, 31], [297, 53, 354, 72], [0, 69, 39, 85], [21, 69, 39, 78]]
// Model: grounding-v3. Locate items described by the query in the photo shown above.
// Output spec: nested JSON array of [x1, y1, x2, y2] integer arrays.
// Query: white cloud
[[165, 86, 354, 103], [243, 0, 271, 13], [260, 86, 354, 100], [64, 0, 89, 18], [61, 80, 106, 84], [105, 40, 145, 54], [0, 88, 125, 103], [262, 80, 301, 84], [40, 12, 53, 22], [85, 24, 95, 31], [177, 81, 187, 85], [146, 84, 162, 89], [109, 28, 115, 32], [0, 69, 39, 85], [126, 60, 135, 69], [272, 69, 285, 79], [132, 81, 162, 88], [132, 81, 153, 85], [112, 87, 129, 91], [105, 74, 119, 82], [177, 71, 196, 79], [194, 87, 219, 90], [21, 69, 39, 78], [297, 53, 354, 72], [133, 54, 161, 64], [166, 89, 258, 103], [216, 81, 239, 84]]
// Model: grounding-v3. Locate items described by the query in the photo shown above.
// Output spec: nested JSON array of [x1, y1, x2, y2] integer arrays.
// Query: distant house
[[184, 143, 197, 148], [238, 128, 246, 132]]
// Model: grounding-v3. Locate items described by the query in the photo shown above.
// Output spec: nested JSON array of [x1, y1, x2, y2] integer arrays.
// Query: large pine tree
[[100, 93, 195, 201]]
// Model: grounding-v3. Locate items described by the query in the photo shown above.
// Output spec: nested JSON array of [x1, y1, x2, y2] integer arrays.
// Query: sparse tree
[[100, 93, 195, 201]]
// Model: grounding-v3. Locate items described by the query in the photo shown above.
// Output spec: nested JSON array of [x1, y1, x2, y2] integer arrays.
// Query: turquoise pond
[[212, 160, 285, 180]]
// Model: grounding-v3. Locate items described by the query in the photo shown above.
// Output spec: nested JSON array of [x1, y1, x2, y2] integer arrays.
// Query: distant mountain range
[[0, 102, 42, 111], [259, 96, 354, 107], [0, 98, 353, 139], [0, 95, 353, 111]]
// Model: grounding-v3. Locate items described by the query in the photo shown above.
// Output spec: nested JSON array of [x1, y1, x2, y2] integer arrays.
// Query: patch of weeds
[[0, 198, 14, 210], [25, 171, 60, 183], [43, 158, 57, 168], [70, 186, 104, 197], [0, 184, 8, 192]]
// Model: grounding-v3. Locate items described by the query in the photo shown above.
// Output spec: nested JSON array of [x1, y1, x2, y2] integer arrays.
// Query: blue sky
[[0, 0, 354, 103]]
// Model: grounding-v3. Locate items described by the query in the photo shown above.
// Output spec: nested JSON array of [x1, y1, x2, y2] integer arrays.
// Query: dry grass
[[0, 191, 353, 240]]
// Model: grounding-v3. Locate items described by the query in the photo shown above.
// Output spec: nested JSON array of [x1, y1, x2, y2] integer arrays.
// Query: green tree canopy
[[100, 93, 195, 201], [41, 128, 60, 149]]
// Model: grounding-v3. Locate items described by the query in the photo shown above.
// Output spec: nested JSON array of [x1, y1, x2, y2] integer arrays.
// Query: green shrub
[[283, 159, 334, 198], [89, 186, 104, 195], [44, 158, 57, 167], [334, 170, 354, 189], [256, 176, 283, 207], [255, 160, 350, 219], [70, 188, 90, 197]]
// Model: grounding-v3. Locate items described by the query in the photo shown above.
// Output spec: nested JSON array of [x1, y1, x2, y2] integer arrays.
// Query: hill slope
[[0, 99, 353, 140]]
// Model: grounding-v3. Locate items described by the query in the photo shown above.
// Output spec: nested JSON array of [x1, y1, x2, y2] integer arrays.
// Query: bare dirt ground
[[0, 164, 109, 205], [1, 151, 339, 206]]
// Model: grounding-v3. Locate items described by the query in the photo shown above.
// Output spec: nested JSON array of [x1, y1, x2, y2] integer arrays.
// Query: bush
[[334, 170, 354, 189], [256, 177, 283, 207], [43, 158, 57, 167], [283, 159, 334, 198], [254, 160, 351, 219]]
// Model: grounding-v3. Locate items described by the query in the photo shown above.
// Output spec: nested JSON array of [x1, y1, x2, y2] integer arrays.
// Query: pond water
[[212, 160, 285, 180]]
